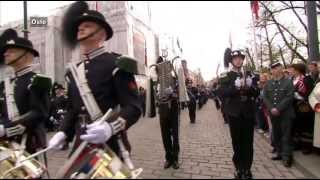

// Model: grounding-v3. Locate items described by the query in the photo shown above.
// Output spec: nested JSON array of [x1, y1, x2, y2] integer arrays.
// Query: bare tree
[[259, 1, 308, 63]]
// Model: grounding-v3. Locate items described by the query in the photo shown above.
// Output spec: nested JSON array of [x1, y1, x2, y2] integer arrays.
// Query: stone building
[[0, 1, 159, 84]]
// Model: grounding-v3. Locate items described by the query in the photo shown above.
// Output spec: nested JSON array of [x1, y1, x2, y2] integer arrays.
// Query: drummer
[[0, 29, 51, 154], [48, 1, 142, 157]]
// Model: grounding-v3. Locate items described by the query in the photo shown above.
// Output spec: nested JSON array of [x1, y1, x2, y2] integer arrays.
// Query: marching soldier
[[219, 48, 259, 179], [154, 56, 180, 169], [263, 62, 295, 167], [217, 72, 230, 124], [0, 29, 51, 155], [186, 79, 197, 124], [48, 1, 142, 164]]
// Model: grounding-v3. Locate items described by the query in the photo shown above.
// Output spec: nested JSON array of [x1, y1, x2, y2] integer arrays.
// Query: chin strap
[[6, 51, 28, 66], [78, 27, 103, 42]]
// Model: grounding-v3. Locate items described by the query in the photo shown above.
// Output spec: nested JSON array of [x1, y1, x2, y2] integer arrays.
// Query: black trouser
[[221, 103, 229, 124], [271, 115, 293, 160], [159, 100, 180, 162], [214, 98, 221, 110], [228, 114, 254, 171], [188, 101, 197, 123]]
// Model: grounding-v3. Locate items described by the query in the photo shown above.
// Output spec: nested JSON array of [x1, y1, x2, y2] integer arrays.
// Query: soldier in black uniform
[[219, 48, 259, 179], [155, 56, 180, 169], [48, 83, 68, 131], [48, 1, 142, 159], [0, 29, 51, 155], [186, 79, 198, 124]]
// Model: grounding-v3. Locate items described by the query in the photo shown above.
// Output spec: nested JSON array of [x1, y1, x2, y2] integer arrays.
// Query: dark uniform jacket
[[61, 46, 142, 154], [0, 69, 50, 152], [219, 70, 259, 119], [189, 87, 198, 101], [263, 76, 295, 119]]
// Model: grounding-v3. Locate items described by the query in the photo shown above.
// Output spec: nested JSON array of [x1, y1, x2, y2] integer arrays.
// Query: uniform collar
[[81, 46, 109, 60], [15, 65, 33, 78]]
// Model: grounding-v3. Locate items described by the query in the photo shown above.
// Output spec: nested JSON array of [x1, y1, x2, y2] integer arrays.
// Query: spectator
[[307, 61, 319, 84], [308, 80, 320, 155], [139, 87, 146, 117], [256, 73, 269, 134], [291, 63, 315, 154], [263, 62, 295, 167]]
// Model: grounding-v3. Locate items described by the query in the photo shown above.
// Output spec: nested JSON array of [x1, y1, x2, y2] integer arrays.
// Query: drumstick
[[17, 146, 53, 164]]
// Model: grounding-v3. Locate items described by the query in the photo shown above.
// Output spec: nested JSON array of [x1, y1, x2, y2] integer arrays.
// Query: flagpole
[[251, 7, 259, 71]]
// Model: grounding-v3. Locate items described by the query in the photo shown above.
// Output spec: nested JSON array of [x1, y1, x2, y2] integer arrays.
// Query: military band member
[[263, 62, 295, 167], [186, 79, 197, 124], [219, 48, 259, 179], [155, 56, 180, 169], [0, 29, 51, 154], [48, 2, 142, 159]]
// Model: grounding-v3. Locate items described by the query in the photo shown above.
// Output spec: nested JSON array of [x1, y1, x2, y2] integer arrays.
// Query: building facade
[[0, 1, 158, 84]]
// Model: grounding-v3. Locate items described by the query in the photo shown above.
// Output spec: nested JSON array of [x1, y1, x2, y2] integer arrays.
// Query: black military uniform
[[186, 79, 197, 124], [0, 29, 51, 154], [57, 2, 142, 156], [217, 72, 230, 124], [155, 56, 180, 169], [220, 49, 259, 179], [48, 84, 68, 131]]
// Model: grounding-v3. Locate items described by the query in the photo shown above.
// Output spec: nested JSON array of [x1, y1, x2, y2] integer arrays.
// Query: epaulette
[[111, 51, 121, 57], [114, 55, 140, 75], [218, 72, 230, 84], [29, 73, 52, 93]]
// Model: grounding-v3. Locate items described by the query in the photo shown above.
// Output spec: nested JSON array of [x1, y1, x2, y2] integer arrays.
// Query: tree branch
[[286, 1, 308, 32], [260, 1, 307, 62], [265, 18, 307, 47], [278, 45, 287, 68]]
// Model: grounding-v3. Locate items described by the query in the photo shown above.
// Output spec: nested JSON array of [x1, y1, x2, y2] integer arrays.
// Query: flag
[[251, 1, 259, 20], [228, 31, 233, 49], [144, 40, 147, 66]]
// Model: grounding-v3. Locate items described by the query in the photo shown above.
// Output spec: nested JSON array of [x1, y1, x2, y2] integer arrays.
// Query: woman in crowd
[[290, 63, 315, 154]]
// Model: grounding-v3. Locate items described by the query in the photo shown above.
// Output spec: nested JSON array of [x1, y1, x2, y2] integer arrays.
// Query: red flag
[[144, 41, 147, 66], [251, 1, 259, 20]]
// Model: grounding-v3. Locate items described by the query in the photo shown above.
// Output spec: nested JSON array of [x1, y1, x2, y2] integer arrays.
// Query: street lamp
[[23, 1, 29, 39]]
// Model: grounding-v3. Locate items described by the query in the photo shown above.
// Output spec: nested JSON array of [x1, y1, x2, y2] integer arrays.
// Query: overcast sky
[[0, 1, 253, 81]]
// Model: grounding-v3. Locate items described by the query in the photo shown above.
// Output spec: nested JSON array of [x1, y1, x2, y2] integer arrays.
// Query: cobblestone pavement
[[46, 101, 307, 179]]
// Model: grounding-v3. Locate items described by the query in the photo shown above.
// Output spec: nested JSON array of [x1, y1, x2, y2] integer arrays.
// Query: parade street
[[47, 101, 308, 179]]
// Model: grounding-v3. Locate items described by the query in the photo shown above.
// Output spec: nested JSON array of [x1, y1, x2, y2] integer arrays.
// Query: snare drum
[[0, 141, 46, 179], [57, 143, 142, 179]]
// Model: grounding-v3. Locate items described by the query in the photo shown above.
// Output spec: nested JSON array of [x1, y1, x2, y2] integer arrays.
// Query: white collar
[[81, 46, 109, 61], [15, 65, 33, 77]]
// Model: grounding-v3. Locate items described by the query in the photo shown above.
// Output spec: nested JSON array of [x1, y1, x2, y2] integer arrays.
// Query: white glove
[[48, 131, 67, 149], [5, 124, 26, 137], [0, 125, 5, 137], [294, 92, 304, 100], [235, 77, 242, 88], [164, 87, 174, 96], [246, 77, 253, 87], [80, 120, 112, 144], [57, 109, 64, 114]]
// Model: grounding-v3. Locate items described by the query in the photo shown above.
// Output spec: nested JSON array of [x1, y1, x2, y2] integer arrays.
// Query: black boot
[[234, 170, 243, 179], [243, 170, 253, 179], [234, 170, 245, 179], [172, 161, 180, 169], [283, 157, 293, 168], [163, 160, 172, 169], [271, 155, 282, 161]]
